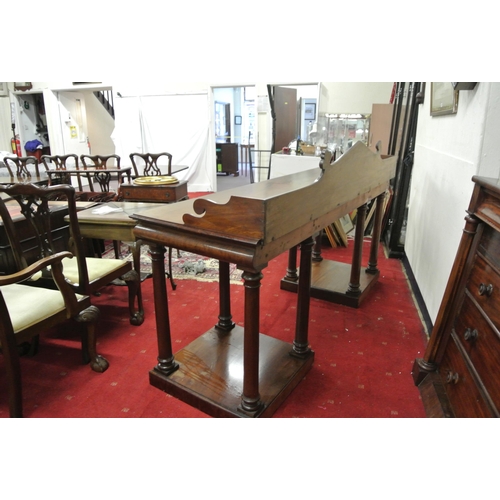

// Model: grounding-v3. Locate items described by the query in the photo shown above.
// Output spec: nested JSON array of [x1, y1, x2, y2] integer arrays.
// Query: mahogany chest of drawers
[[413, 176, 500, 417]]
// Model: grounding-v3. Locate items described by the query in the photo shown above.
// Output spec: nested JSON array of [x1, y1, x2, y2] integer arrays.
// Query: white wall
[[323, 82, 394, 114], [405, 83, 498, 323], [83, 91, 116, 156], [0, 96, 12, 152]]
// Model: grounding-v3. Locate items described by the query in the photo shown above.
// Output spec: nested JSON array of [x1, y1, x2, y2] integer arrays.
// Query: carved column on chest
[[412, 213, 480, 385]]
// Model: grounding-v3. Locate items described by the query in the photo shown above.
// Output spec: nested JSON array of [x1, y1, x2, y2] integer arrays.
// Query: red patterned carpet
[[0, 238, 428, 418]]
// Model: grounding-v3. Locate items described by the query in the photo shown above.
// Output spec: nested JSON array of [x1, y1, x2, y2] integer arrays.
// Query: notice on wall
[[257, 95, 269, 113]]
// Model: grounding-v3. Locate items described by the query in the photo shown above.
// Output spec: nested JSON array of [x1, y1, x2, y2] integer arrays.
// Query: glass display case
[[309, 113, 370, 155]]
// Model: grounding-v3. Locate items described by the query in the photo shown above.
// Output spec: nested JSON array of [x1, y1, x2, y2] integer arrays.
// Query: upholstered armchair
[[0, 249, 103, 417]]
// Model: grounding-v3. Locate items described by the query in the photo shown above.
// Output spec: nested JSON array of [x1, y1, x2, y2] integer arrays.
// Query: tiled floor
[[216, 165, 251, 192]]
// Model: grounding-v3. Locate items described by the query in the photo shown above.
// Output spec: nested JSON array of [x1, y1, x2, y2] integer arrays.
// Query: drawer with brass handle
[[439, 332, 492, 417], [467, 254, 500, 329], [454, 295, 500, 410]]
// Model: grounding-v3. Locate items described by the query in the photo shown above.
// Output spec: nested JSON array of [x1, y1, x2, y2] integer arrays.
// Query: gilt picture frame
[[430, 83, 459, 116]]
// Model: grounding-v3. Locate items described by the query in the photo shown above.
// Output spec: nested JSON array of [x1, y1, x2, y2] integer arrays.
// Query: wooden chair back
[[80, 154, 121, 192], [80, 154, 120, 170], [3, 156, 42, 178], [129, 152, 172, 177], [0, 183, 87, 277], [41, 154, 82, 190]]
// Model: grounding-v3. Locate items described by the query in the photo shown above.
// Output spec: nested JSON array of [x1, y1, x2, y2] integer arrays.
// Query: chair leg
[[168, 247, 177, 290], [120, 269, 144, 326], [27, 335, 40, 356], [2, 334, 23, 417], [113, 240, 121, 258], [76, 305, 109, 373]]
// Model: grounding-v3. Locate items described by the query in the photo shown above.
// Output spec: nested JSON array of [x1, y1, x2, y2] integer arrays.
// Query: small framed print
[[430, 82, 459, 116]]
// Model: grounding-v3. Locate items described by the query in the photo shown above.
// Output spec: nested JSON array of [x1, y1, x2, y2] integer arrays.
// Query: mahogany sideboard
[[132, 143, 396, 417], [413, 176, 500, 417]]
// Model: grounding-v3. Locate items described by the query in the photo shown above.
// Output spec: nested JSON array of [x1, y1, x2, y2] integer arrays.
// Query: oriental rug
[[103, 241, 243, 285]]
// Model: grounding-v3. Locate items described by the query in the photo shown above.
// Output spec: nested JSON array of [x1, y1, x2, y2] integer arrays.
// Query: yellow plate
[[133, 175, 178, 185]]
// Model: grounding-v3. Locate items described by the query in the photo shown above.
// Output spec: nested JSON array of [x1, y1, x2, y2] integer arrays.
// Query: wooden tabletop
[[0, 173, 49, 185], [46, 166, 132, 175], [130, 165, 189, 178], [74, 201, 167, 226], [72, 201, 167, 241]]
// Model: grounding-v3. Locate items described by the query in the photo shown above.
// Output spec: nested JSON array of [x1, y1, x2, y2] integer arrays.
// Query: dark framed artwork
[[234, 115, 242, 125], [430, 83, 459, 116]]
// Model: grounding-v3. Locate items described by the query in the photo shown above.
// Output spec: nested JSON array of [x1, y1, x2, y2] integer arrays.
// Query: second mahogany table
[[131, 143, 397, 418]]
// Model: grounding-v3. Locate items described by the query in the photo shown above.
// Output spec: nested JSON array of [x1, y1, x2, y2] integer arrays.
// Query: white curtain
[[112, 92, 213, 192]]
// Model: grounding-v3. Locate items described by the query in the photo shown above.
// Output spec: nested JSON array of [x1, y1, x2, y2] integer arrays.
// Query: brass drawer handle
[[446, 371, 459, 384], [464, 328, 478, 342], [478, 283, 493, 297]]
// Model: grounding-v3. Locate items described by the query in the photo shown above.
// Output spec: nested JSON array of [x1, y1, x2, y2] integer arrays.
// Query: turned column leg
[[216, 261, 235, 332], [283, 246, 299, 283], [292, 236, 314, 358], [239, 270, 263, 415], [149, 243, 178, 375], [367, 193, 385, 274], [347, 203, 367, 296], [312, 231, 323, 262]]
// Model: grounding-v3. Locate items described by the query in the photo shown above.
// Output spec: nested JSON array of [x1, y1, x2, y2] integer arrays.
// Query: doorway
[[11, 92, 51, 158], [213, 86, 256, 191]]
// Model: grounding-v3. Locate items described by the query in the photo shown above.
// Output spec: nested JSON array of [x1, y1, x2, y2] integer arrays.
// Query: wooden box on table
[[119, 179, 188, 203]]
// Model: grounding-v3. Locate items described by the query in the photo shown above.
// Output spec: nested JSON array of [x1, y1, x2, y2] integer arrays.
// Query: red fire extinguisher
[[11, 136, 22, 157]]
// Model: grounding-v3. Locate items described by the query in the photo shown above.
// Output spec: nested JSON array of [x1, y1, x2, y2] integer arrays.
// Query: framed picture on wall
[[430, 83, 459, 116], [304, 103, 316, 120]]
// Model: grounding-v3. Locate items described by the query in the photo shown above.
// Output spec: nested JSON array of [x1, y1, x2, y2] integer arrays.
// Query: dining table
[[70, 201, 166, 281]]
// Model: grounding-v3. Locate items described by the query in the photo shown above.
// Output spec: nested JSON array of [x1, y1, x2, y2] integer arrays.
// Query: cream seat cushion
[[1, 284, 83, 333], [62, 257, 127, 285]]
